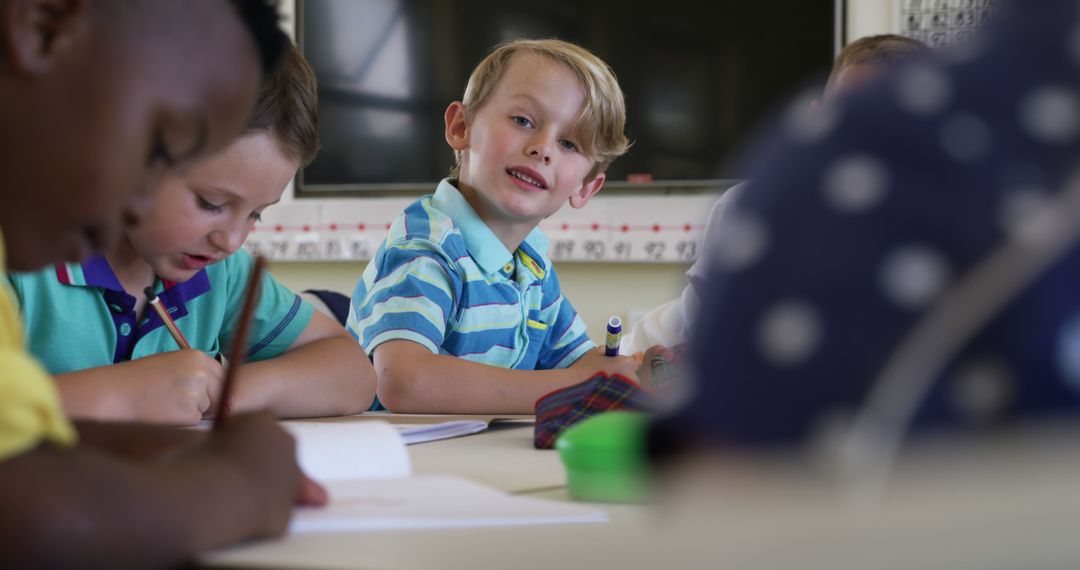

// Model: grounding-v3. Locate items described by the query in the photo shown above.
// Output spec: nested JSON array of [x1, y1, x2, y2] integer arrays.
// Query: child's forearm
[[0, 444, 264, 567], [373, 341, 590, 414], [234, 336, 376, 418], [54, 367, 133, 420], [2, 412, 307, 567]]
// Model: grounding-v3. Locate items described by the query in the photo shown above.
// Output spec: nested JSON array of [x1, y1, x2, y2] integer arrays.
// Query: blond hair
[[451, 39, 629, 181]]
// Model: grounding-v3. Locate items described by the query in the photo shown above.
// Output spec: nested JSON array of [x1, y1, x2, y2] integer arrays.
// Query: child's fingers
[[297, 472, 328, 506], [645, 344, 675, 362]]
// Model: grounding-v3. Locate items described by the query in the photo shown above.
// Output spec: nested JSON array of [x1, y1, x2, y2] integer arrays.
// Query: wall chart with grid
[[897, 0, 995, 48]]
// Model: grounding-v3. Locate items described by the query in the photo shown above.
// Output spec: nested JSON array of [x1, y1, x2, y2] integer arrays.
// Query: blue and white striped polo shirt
[[347, 179, 594, 371]]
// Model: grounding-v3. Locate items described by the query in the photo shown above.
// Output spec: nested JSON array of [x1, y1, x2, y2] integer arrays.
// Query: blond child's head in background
[[124, 43, 319, 284], [444, 39, 629, 248], [825, 34, 930, 99]]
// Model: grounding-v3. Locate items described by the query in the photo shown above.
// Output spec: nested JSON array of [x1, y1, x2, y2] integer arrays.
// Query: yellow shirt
[[0, 231, 75, 459]]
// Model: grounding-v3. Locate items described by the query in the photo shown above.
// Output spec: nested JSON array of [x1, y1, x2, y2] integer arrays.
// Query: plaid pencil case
[[533, 373, 654, 449]]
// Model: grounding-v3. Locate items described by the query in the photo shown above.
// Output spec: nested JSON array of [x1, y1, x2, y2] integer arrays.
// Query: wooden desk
[[408, 420, 562, 493], [201, 416, 1080, 569], [200, 418, 659, 570]]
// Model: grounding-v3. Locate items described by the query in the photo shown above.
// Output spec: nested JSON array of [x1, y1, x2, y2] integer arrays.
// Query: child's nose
[[525, 136, 553, 164], [210, 225, 244, 253]]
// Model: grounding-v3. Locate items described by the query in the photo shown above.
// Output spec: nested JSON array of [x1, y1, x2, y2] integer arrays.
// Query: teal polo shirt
[[9, 249, 312, 374]]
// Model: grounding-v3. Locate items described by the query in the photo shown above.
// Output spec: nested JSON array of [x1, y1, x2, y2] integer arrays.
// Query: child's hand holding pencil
[[210, 255, 329, 506], [202, 410, 328, 538], [141, 257, 328, 514], [73, 351, 223, 424]]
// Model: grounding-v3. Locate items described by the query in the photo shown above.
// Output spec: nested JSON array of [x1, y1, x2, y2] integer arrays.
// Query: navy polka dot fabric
[[667, 0, 1080, 446]]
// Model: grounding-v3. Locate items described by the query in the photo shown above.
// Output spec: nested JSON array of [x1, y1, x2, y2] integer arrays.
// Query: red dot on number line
[[684, 223, 692, 232], [591, 223, 599, 231], [652, 224, 661, 233], [621, 224, 629, 233], [561, 223, 569, 231], [385, 223, 392, 230], [358, 224, 366, 231], [303, 225, 310, 232], [275, 225, 283, 233], [329, 224, 338, 231]]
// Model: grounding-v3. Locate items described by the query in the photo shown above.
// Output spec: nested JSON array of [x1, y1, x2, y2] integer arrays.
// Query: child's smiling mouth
[[506, 168, 548, 190]]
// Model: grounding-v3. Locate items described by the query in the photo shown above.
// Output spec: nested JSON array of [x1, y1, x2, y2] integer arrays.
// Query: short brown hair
[[827, 34, 930, 88], [452, 39, 629, 182], [247, 41, 319, 166]]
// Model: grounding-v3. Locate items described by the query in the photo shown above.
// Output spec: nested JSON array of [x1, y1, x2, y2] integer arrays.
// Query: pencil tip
[[143, 286, 156, 301]]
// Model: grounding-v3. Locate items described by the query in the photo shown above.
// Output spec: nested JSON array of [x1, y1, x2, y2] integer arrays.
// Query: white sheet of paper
[[280, 420, 411, 481], [291, 474, 608, 533]]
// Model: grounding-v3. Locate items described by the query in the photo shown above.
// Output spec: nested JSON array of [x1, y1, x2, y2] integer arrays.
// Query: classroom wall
[[268, 260, 692, 343], [847, 0, 895, 39], [266, 0, 890, 344]]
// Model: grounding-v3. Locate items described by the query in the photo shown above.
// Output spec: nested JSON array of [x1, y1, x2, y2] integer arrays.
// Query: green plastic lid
[[556, 411, 651, 503]]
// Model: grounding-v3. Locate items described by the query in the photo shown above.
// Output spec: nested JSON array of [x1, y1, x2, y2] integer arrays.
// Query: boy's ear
[[1, 0, 86, 76], [569, 172, 605, 209], [444, 101, 469, 151]]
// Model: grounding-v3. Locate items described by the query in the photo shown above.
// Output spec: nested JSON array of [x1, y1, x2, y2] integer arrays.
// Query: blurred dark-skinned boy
[[0, 1, 326, 567]]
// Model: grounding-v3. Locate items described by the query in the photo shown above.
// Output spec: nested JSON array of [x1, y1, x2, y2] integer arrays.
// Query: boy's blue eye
[[559, 139, 578, 152], [511, 116, 533, 128], [196, 196, 225, 213]]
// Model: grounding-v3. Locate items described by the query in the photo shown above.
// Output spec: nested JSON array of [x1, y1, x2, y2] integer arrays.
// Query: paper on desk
[[291, 474, 609, 533], [397, 419, 489, 445], [280, 420, 411, 481]]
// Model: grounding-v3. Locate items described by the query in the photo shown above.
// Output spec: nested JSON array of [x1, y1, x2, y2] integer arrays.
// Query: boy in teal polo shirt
[[11, 44, 376, 425], [349, 39, 664, 414], [19, 245, 310, 372]]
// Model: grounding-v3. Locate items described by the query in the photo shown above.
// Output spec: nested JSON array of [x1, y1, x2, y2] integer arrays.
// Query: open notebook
[[194, 417, 491, 445], [279, 421, 608, 533], [397, 419, 489, 445]]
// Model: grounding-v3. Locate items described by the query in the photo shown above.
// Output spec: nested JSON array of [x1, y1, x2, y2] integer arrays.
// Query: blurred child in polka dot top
[[655, 0, 1080, 449]]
